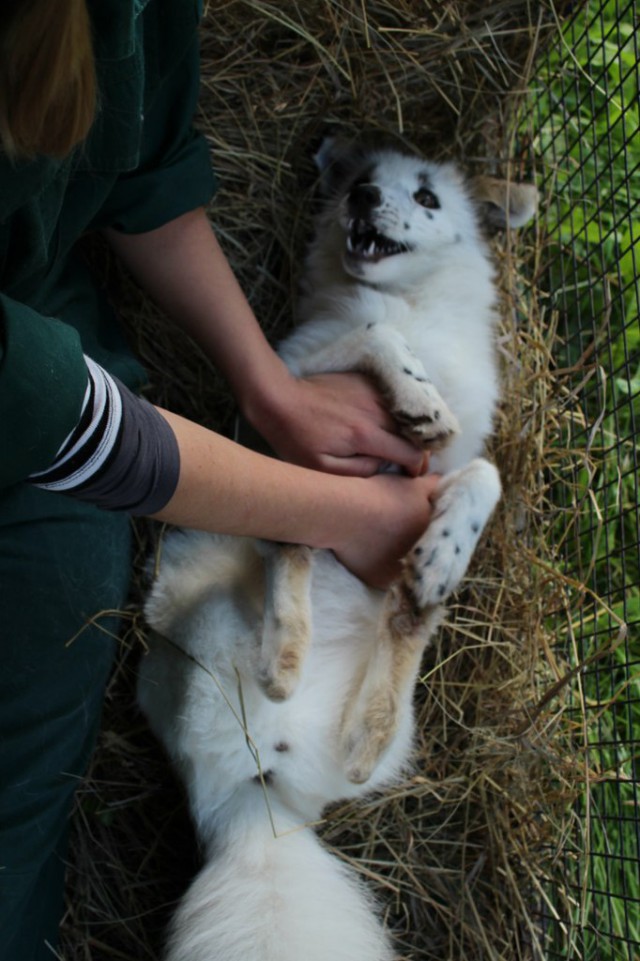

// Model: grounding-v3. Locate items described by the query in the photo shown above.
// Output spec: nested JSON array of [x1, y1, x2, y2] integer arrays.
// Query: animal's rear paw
[[258, 543, 313, 701], [340, 692, 397, 784], [258, 648, 303, 702]]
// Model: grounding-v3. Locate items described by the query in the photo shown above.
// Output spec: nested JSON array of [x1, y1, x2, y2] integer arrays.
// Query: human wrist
[[237, 357, 298, 442], [151, 408, 361, 547]]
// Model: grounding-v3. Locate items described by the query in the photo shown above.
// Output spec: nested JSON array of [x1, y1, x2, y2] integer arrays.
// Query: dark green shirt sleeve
[[93, 31, 216, 235], [0, 294, 89, 488], [0, 0, 216, 492]]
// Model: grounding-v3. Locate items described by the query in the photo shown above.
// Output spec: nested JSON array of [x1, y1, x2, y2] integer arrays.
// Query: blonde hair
[[0, 0, 96, 160]]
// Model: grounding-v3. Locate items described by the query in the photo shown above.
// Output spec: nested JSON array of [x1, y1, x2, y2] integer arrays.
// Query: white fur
[[286, 150, 500, 473], [283, 146, 504, 607], [138, 145, 534, 960], [140, 534, 403, 961]]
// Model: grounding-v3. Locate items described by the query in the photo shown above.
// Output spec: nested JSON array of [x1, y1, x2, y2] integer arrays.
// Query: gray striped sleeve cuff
[[29, 356, 180, 516]]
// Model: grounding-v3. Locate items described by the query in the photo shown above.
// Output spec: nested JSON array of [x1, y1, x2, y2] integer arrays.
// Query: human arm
[[151, 407, 439, 589], [104, 208, 426, 478], [14, 344, 436, 588]]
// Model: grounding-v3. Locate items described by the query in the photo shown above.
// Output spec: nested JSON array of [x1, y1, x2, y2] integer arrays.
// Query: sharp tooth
[[367, 242, 376, 256], [347, 235, 354, 252]]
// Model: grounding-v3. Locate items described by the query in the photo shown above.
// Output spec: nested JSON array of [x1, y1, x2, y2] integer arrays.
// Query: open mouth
[[345, 220, 412, 262]]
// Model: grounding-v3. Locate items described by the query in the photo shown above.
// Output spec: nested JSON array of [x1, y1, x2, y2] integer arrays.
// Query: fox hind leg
[[340, 584, 442, 784], [257, 542, 314, 701], [340, 458, 500, 783]]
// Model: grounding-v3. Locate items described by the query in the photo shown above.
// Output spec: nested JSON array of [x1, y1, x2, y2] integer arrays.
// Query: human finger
[[358, 426, 429, 476], [316, 453, 391, 478]]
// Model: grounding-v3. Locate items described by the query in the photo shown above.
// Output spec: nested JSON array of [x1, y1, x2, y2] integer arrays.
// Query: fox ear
[[312, 135, 367, 197], [470, 176, 539, 229]]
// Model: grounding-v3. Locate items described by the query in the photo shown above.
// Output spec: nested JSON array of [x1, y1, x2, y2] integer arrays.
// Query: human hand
[[153, 407, 440, 592], [331, 471, 442, 590], [251, 370, 428, 478]]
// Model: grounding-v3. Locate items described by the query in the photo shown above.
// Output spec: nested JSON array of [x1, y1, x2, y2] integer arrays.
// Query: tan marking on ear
[[471, 175, 539, 229]]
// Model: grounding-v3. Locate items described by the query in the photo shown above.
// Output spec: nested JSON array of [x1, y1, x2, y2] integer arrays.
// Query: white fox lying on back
[[249, 140, 537, 777], [138, 138, 537, 961]]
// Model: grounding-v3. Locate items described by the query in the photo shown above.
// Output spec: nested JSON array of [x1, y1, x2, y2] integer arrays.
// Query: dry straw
[[60, 2, 584, 959]]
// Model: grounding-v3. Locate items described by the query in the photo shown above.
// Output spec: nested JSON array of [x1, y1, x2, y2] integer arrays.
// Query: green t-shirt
[[0, 0, 216, 488]]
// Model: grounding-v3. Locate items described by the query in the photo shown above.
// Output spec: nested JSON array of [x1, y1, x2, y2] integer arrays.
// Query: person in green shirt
[[0, 1, 438, 957]]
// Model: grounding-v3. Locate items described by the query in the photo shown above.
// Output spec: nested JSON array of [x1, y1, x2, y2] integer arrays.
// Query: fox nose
[[349, 183, 382, 217]]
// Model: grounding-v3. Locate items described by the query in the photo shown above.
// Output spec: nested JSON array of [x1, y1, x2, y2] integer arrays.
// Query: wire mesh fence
[[522, 1, 640, 956]]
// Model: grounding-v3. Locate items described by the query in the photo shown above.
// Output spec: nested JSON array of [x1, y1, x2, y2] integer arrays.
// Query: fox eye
[[414, 188, 440, 210]]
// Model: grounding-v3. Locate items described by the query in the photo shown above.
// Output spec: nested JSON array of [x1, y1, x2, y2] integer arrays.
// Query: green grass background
[[526, 1, 639, 956]]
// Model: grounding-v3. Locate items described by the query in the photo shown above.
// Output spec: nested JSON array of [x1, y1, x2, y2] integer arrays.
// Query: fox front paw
[[402, 459, 501, 608], [403, 519, 477, 608], [386, 365, 459, 451]]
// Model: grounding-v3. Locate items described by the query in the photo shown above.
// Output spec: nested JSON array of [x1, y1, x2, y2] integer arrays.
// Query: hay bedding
[[58, 2, 579, 959]]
